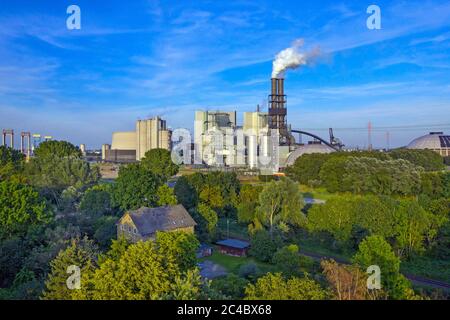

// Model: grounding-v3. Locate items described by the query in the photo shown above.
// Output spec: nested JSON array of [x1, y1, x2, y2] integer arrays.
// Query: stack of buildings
[[102, 116, 171, 162]]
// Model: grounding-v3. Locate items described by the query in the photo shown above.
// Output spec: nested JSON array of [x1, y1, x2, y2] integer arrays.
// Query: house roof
[[125, 204, 197, 236], [216, 239, 250, 249]]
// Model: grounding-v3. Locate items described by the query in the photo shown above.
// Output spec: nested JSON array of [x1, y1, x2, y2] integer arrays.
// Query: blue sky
[[0, 0, 449, 148]]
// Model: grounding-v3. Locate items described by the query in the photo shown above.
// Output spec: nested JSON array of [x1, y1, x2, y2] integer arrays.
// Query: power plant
[[103, 116, 172, 163]]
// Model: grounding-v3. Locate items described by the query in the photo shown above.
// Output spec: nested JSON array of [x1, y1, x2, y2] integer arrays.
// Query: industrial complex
[[101, 116, 172, 163], [2, 76, 449, 173]]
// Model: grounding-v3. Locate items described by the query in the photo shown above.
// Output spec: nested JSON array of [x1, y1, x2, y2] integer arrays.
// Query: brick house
[[117, 204, 197, 242]]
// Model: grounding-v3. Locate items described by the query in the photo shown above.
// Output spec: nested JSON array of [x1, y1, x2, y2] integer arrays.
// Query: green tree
[[26, 156, 100, 205], [156, 185, 178, 206], [237, 184, 262, 223], [155, 231, 199, 272], [255, 178, 305, 236], [199, 185, 224, 209], [393, 200, 435, 256], [319, 157, 348, 192], [244, 273, 327, 300], [249, 229, 283, 262], [0, 180, 52, 238], [211, 274, 249, 299], [33, 140, 82, 159], [141, 148, 179, 180], [112, 163, 161, 210], [195, 203, 218, 240], [389, 148, 445, 172], [90, 232, 201, 300], [0, 146, 25, 181], [174, 176, 198, 209], [307, 196, 355, 243], [286, 153, 331, 185], [352, 235, 415, 299], [79, 185, 112, 216], [42, 237, 99, 300], [272, 244, 303, 277]]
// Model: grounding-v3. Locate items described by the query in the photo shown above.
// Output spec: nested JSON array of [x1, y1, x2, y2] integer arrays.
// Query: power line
[[298, 123, 450, 132]]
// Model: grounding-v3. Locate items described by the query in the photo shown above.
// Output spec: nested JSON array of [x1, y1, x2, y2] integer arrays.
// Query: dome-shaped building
[[407, 132, 450, 157], [286, 141, 336, 166]]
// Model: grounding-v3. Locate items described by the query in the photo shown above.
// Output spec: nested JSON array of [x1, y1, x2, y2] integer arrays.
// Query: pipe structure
[[2, 129, 14, 148], [20, 132, 31, 157]]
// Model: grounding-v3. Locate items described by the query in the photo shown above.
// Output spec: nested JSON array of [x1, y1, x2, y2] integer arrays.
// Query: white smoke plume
[[272, 39, 320, 78]]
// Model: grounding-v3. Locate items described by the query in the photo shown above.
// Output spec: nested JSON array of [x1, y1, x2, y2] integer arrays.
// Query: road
[[300, 250, 450, 291]]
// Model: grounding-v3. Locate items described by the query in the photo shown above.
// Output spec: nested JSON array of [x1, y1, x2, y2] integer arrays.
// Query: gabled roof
[[124, 205, 197, 236], [216, 239, 250, 249]]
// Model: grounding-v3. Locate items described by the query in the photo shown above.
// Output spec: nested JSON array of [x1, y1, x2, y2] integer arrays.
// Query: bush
[[238, 262, 259, 279], [249, 230, 283, 262]]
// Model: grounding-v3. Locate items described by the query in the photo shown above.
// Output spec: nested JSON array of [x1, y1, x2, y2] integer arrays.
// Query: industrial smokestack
[[272, 38, 320, 78], [271, 78, 277, 96]]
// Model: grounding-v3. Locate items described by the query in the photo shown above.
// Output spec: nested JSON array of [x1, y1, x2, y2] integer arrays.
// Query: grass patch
[[200, 249, 275, 275]]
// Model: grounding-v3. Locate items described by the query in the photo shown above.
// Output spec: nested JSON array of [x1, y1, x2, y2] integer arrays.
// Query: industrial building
[[194, 110, 238, 166], [407, 132, 450, 157], [285, 141, 336, 166], [103, 116, 172, 163], [193, 78, 345, 172]]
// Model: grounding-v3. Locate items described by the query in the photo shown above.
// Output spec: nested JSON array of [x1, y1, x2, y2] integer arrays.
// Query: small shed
[[197, 244, 213, 258], [216, 239, 250, 257]]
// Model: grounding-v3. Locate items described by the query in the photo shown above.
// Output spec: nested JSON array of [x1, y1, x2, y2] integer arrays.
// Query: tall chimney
[[271, 78, 277, 96], [279, 78, 284, 96]]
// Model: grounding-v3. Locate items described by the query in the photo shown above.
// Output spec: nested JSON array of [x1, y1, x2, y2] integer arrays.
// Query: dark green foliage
[[287, 151, 390, 186], [211, 274, 249, 299], [255, 178, 306, 234], [286, 153, 332, 185], [0, 180, 52, 239], [141, 148, 179, 180], [33, 140, 82, 159], [112, 163, 162, 210], [0, 146, 25, 181], [93, 216, 118, 250], [79, 185, 112, 216], [320, 157, 423, 195], [0, 237, 27, 287], [174, 176, 198, 209], [389, 148, 445, 172], [420, 172, 448, 199], [238, 262, 259, 280], [319, 157, 348, 193], [236, 184, 263, 224], [26, 156, 100, 205], [249, 230, 283, 262], [272, 244, 303, 277], [307, 195, 446, 256]]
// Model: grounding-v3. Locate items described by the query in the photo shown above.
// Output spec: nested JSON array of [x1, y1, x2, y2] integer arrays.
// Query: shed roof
[[216, 239, 250, 249]]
